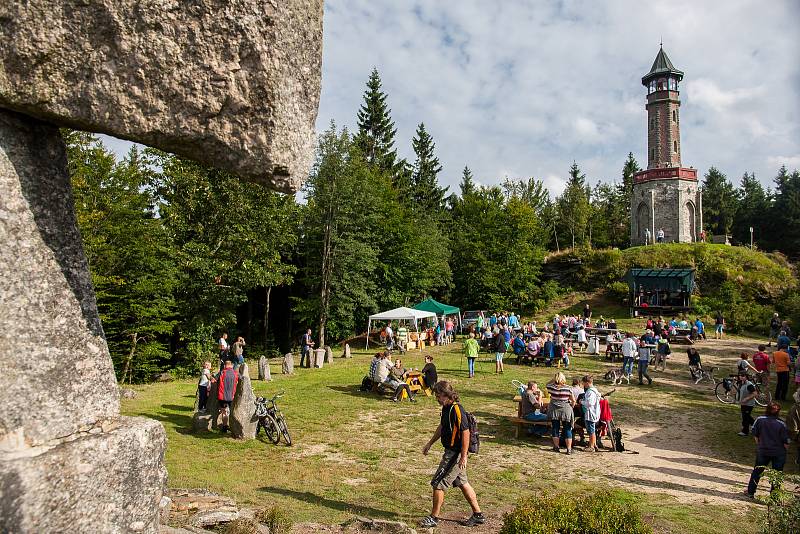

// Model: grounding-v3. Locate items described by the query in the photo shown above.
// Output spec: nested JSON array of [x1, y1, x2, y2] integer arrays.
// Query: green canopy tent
[[413, 298, 461, 332], [625, 268, 695, 316]]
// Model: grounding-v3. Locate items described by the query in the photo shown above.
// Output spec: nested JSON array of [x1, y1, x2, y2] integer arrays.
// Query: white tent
[[366, 307, 437, 349]]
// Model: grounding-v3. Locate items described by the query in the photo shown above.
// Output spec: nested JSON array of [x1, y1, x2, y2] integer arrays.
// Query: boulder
[[343, 343, 352, 358], [192, 412, 212, 433], [258, 356, 271, 381], [120, 387, 138, 399], [0, 416, 167, 533], [230, 376, 258, 439], [206, 390, 220, 431], [0, 112, 119, 450], [282, 353, 294, 375], [239, 362, 250, 378], [0, 0, 324, 193], [325, 345, 334, 364], [314, 348, 326, 369]]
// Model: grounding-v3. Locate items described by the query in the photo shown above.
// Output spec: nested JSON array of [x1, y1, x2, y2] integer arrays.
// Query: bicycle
[[714, 372, 771, 407], [255, 392, 292, 446], [690, 365, 717, 384]]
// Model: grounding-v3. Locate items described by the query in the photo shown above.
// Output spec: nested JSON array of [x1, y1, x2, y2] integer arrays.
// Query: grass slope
[[123, 335, 779, 533]]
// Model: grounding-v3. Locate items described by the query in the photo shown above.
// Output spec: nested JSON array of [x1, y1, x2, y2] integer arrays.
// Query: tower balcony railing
[[634, 167, 697, 183]]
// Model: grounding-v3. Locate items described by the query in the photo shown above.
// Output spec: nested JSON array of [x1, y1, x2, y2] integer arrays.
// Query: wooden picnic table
[[401, 370, 431, 399], [510, 394, 551, 438]]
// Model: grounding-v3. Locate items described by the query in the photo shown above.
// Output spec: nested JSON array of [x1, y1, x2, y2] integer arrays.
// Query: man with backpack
[[420, 381, 484, 528], [217, 360, 239, 433]]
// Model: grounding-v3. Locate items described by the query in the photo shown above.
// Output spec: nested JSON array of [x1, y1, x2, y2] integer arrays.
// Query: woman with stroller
[[546, 372, 577, 455]]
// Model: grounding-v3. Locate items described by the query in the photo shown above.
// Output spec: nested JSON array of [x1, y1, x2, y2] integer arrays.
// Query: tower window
[[651, 148, 655, 160], [672, 110, 676, 122], [674, 141, 678, 152]]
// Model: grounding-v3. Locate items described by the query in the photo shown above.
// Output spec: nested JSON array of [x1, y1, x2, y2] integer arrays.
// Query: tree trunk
[[263, 285, 272, 350], [122, 332, 138, 384], [553, 221, 560, 252]]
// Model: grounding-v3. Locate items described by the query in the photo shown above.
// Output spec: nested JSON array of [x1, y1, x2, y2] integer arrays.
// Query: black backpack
[[450, 405, 480, 454], [613, 426, 625, 452], [360, 376, 374, 392]]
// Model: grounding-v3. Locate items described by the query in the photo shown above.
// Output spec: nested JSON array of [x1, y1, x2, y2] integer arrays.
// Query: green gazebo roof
[[413, 298, 460, 316], [642, 46, 684, 85]]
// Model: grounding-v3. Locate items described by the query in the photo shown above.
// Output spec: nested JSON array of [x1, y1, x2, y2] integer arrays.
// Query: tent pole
[[366, 319, 370, 350]]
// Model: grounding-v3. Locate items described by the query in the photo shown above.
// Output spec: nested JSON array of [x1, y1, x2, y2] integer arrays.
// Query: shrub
[[760, 469, 800, 534], [255, 506, 294, 534], [501, 491, 652, 534], [607, 281, 629, 302]]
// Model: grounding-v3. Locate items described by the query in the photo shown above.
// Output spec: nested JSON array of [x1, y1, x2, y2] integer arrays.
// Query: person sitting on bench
[[386, 357, 416, 403], [521, 381, 548, 435]]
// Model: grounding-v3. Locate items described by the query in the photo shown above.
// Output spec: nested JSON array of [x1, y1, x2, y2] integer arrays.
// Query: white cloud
[[767, 155, 800, 170]]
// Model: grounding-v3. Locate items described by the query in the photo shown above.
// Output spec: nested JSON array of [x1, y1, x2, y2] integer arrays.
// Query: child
[[198, 361, 212, 412], [581, 375, 601, 452]]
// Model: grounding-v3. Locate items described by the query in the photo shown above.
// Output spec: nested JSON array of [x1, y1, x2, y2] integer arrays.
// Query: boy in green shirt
[[464, 332, 480, 378]]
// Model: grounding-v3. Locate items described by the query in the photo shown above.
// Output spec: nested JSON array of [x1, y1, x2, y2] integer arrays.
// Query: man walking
[[768, 313, 781, 347], [637, 335, 653, 385], [420, 381, 484, 528], [772, 345, 791, 401], [746, 403, 790, 498]]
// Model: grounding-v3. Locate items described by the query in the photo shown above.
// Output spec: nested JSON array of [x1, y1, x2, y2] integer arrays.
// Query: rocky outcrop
[[0, 112, 120, 451], [230, 376, 258, 439], [0, 0, 323, 193], [0, 416, 167, 532]]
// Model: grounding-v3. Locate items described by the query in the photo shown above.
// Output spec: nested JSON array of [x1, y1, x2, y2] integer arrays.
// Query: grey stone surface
[[120, 387, 138, 399], [230, 376, 257, 439], [0, 0, 324, 193], [0, 111, 119, 450], [192, 413, 212, 433], [325, 345, 334, 364], [314, 348, 326, 368], [282, 353, 294, 375], [630, 178, 701, 245], [206, 388, 220, 431], [258, 356, 271, 381], [0, 416, 167, 533], [343, 343, 352, 358]]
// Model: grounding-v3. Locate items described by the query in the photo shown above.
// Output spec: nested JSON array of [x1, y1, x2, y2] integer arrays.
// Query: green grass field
[[122, 323, 794, 532]]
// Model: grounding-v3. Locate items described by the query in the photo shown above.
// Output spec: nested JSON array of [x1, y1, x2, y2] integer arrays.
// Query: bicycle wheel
[[715, 381, 736, 404], [754, 386, 772, 407], [606, 420, 617, 452], [257, 414, 280, 444], [276, 414, 292, 446]]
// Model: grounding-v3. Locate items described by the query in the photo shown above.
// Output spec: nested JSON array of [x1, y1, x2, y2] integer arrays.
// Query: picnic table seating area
[[506, 394, 551, 438]]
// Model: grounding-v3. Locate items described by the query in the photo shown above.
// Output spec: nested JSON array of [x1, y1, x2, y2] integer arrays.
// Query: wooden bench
[[506, 416, 550, 438]]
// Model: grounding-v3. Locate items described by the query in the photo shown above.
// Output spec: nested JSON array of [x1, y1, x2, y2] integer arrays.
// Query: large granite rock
[[325, 345, 334, 364], [0, 0, 324, 193], [0, 111, 119, 451], [0, 416, 167, 533], [230, 376, 257, 439], [343, 343, 352, 358], [313, 348, 326, 369]]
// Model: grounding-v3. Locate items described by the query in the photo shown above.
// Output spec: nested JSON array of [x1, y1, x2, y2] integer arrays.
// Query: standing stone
[[343, 343, 352, 358], [325, 346, 334, 364], [207, 390, 220, 431], [314, 348, 326, 369], [0, 0, 324, 194], [230, 376, 257, 440], [258, 356, 271, 381], [282, 353, 295, 375]]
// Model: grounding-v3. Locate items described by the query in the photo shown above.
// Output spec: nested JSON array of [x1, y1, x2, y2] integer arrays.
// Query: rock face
[[258, 356, 271, 381], [0, 416, 167, 533], [0, 111, 120, 450], [282, 353, 295, 375], [0, 0, 324, 193], [230, 376, 258, 439]]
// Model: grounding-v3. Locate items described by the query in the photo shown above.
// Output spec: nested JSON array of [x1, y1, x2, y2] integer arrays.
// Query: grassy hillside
[[543, 244, 798, 333]]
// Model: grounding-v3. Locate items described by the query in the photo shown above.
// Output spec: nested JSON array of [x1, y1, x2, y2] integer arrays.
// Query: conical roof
[[642, 46, 684, 85]]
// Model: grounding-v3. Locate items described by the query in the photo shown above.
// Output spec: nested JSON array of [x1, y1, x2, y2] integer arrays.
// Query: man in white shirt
[[218, 332, 229, 370], [621, 333, 638, 378], [581, 375, 601, 452], [385, 323, 394, 350]]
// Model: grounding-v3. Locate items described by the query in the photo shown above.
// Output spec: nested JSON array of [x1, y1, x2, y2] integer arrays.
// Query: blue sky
[[104, 0, 800, 197]]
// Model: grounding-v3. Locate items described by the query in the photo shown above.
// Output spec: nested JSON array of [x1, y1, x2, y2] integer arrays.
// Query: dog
[[691, 365, 716, 384], [604, 368, 631, 385]]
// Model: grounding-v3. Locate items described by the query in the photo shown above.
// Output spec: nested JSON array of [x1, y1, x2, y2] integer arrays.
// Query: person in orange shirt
[[772, 348, 791, 401]]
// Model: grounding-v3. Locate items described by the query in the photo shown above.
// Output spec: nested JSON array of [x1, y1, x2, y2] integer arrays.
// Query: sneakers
[[551, 446, 560, 452], [737, 431, 748, 436], [565, 448, 572, 455], [410, 397, 417, 403], [462, 512, 485, 527], [419, 515, 439, 528]]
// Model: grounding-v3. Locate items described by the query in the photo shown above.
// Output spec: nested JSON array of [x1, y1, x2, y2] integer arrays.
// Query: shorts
[[585, 420, 597, 436], [715, 324, 724, 333], [495, 352, 504, 362], [431, 448, 467, 490]]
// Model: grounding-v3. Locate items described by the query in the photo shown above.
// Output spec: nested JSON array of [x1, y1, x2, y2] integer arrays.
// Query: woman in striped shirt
[[546, 372, 577, 454]]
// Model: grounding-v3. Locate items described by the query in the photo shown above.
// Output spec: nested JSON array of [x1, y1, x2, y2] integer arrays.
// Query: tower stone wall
[[631, 177, 702, 245], [647, 91, 681, 168]]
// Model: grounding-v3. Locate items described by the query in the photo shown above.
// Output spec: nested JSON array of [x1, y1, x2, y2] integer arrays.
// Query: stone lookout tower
[[631, 46, 702, 244]]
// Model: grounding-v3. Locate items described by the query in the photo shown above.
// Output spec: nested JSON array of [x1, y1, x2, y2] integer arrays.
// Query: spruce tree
[[411, 122, 448, 212], [557, 162, 591, 248], [702, 167, 736, 235], [355, 68, 398, 174], [769, 165, 800, 255], [732, 172, 772, 246], [459, 166, 476, 197]]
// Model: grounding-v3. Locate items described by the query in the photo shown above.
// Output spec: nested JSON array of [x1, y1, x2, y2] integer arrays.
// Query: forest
[[66, 69, 800, 382]]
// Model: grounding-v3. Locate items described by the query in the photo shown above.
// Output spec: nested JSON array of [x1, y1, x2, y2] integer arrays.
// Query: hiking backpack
[[465, 411, 480, 454]]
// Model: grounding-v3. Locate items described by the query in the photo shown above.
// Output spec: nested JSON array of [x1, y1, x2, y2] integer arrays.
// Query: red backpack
[[217, 368, 239, 401]]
